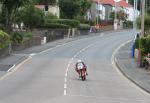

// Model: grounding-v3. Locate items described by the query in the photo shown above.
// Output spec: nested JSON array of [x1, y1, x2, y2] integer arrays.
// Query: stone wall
[[0, 46, 9, 59], [12, 36, 41, 51]]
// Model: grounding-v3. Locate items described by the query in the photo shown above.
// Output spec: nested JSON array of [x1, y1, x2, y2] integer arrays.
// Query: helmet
[[77, 60, 82, 63]]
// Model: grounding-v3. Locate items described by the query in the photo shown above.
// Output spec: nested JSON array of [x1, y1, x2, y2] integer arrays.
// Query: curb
[[114, 42, 150, 95]]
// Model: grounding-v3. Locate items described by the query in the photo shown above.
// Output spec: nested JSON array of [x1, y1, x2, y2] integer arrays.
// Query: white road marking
[[64, 90, 67, 95], [64, 78, 67, 82], [111, 40, 150, 97], [63, 41, 98, 96], [64, 84, 67, 89], [0, 56, 32, 80], [7, 64, 16, 72]]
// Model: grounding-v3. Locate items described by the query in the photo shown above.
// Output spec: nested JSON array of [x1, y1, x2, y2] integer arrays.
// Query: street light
[[133, 0, 138, 30], [141, 0, 145, 37], [114, 0, 121, 31]]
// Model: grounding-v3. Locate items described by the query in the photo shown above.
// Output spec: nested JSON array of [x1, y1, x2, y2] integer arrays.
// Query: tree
[[59, 0, 80, 19], [109, 11, 127, 21], [34, 0, 57, 5], [17, 5, 45, 31], [80, 0, 92, 16], [0, 0, 30, 32]]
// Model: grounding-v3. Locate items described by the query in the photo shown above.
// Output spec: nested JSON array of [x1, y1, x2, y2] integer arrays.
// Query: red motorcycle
[[80, 69, 86, 81]]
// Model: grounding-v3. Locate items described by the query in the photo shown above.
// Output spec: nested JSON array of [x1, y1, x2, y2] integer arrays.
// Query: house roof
[[118, 0, 132, 7], [94, 0, 132, 7]]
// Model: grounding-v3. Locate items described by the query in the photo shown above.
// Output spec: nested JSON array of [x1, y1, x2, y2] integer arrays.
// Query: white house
[[87, 0, 106, 21], [89, 0, 139, 22]]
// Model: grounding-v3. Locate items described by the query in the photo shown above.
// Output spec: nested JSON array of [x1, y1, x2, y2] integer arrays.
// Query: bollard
[[131, 43, 135, 58]]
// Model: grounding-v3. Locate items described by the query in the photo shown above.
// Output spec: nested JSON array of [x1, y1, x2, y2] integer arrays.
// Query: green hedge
[[45, 19, 80, 28], [40, 23, 69, 29], [78, 24, 90, 30], [0, 30, 10, 49], [123, 21, 133, 28]]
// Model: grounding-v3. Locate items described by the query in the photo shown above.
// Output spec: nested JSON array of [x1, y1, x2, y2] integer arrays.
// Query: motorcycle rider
[[75, 60, 88, 77]]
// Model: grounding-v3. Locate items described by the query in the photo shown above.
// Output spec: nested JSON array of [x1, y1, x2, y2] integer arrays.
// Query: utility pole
[[114, 1, 118, 31], [141, 0, 145, 37]]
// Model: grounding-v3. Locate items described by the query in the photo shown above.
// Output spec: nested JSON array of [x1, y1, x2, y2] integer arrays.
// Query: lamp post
[[141, 0, 145, 37], [114, 1, 117, 30], [97, 0, 100, 27], [114, 0, 121, 31], [133, 0, 138, 30]]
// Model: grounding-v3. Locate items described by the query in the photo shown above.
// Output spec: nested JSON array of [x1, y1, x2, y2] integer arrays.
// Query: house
[[35, 2, 60, 18], [87, 0, 105, 22], [88, 0, 138, 22]]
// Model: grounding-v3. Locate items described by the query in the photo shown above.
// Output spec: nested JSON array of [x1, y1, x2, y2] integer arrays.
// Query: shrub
[[40, 23, 69, 29], [18, 5, 45, 30], [11, 32, 23, 43], [136, 14, 150, 32], [59, 19, 80, 28], [11, 32, 33, 43], [123, 20, 133, 28], [44, 19, 80, 28], [135, 36, 150, 64], [0, 30, 10, 49], [78, 24, 90, 30]]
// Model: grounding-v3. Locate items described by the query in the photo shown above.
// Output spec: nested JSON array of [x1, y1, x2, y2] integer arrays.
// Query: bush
[[40, 23, 69, 29], [44, 19, 80, 28], [18, 5, 45, 30], [135, 36, 150, 64], [136, 14, 150, 32], [11, 32, 33, 43], [11, 32, 23, 43], [0, 30, 10, 49], [123, 20, 133, 28], [78, 24, 90, 30]]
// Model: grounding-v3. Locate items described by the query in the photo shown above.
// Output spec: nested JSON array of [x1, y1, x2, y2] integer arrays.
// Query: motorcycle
[[79, 69, 86, 81]]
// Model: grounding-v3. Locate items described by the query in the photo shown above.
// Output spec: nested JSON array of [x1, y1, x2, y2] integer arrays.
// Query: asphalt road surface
[[0, 30, 150, 103]]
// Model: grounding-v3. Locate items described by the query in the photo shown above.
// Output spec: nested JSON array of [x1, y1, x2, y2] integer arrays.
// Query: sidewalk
[[115, 41, 150, 94]]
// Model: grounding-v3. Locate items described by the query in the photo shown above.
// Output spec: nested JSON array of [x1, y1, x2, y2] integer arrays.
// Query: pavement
[[115, 41, 150, 94]]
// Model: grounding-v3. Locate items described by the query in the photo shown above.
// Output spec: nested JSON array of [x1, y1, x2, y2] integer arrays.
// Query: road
[[0, 30, 150, 103]]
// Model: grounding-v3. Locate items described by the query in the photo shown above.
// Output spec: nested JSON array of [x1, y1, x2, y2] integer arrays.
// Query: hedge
[[0, 30, 10, 49], [45, 19, 80, 28], [78, 24, 90, 30], [40, 23, 69, 29], [123, 20, 133, 28]]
